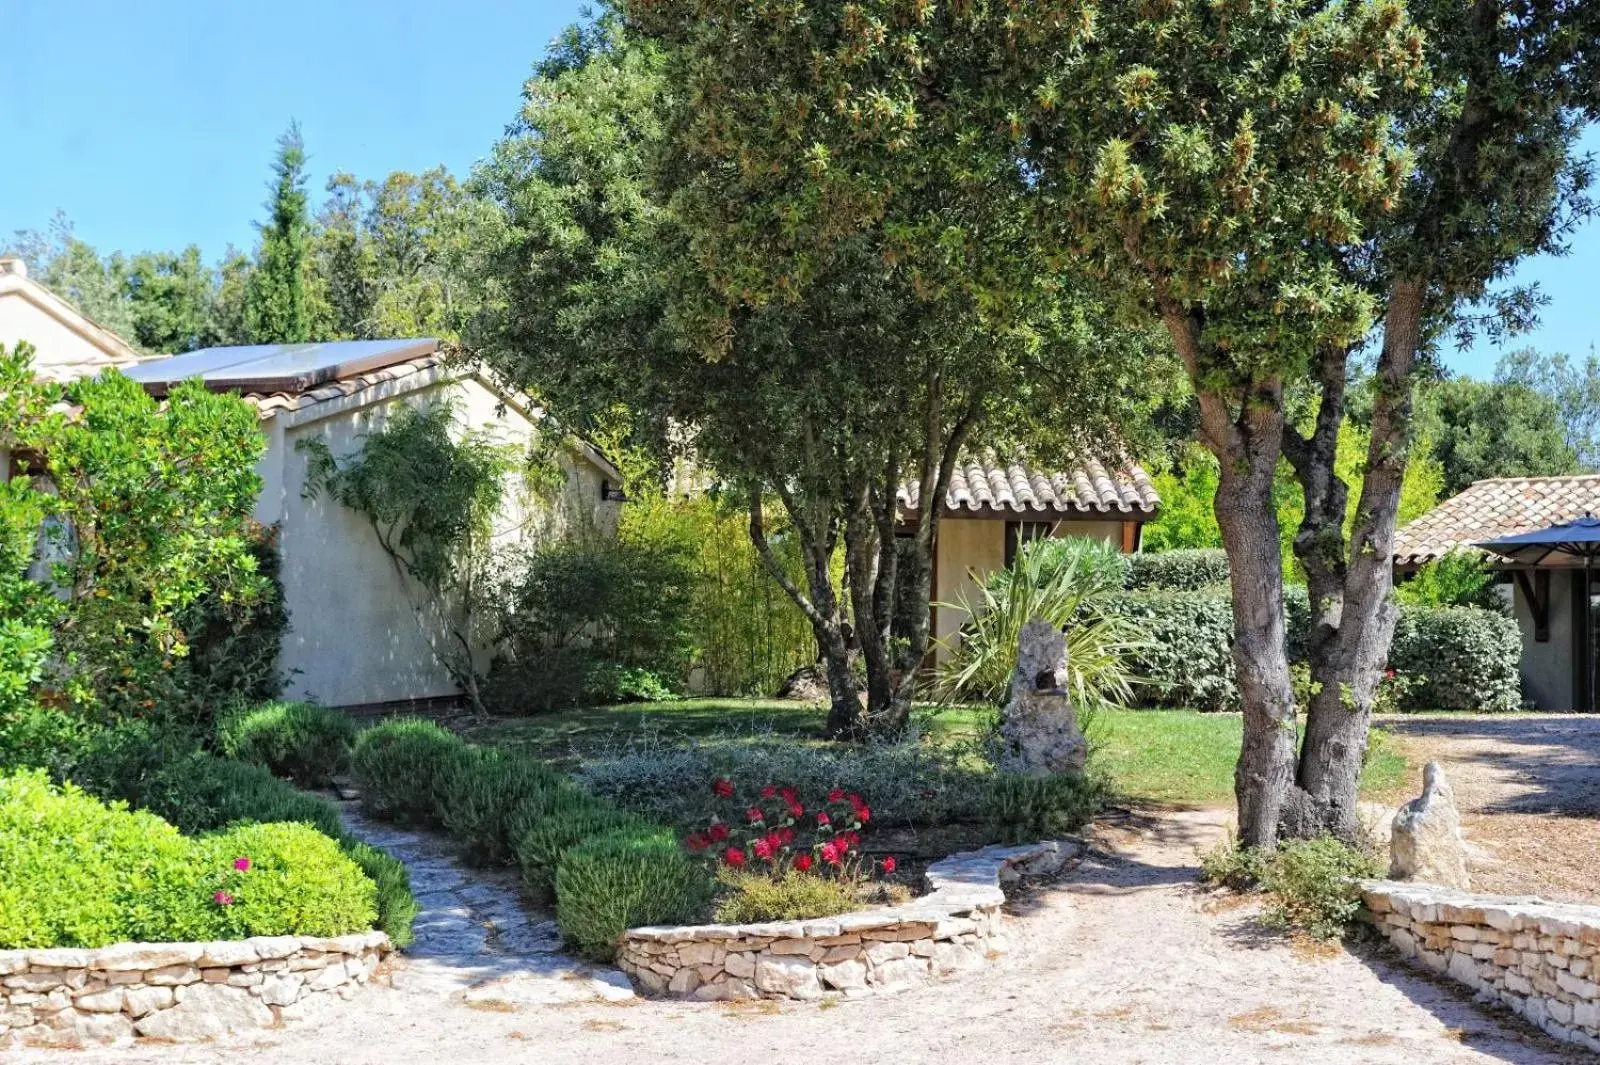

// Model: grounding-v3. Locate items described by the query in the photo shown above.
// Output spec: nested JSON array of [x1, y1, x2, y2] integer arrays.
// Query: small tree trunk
[[1287, 281, 1424, 838]]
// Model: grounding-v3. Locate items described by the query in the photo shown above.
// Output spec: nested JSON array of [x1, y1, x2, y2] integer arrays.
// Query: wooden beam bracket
[[1515, 569, 1550, 642]]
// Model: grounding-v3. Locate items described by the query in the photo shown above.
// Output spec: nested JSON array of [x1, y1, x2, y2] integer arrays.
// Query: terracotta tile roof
[[1394, 475, 1600, 566], [240, 353, 448, 420], [897, 452, 1160, 517]]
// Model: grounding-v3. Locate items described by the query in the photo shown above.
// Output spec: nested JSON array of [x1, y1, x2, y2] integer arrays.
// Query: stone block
[[90, 945, 202, 972], [818, 959, 867, 991], [667, 969, 700, 995], [873, 957, 930, 987], [145, 965, 201, 986], [754, 955, 820, 1000], [864, 941, 909, 965], [134, 983, 274, 1041], [73, 987, 123, 1013], [723, 952, 756, 979], [197, 942, 260, 968], [122, 985, 175, 1018]]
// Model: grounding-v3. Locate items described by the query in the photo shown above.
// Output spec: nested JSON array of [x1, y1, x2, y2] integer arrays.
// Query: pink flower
[[213, 890, 234, 906], [828, 787, 845, 802], [794, 854, 813, 872], [724, 847, 746, 868], [686, 833, 708, 852], [753, 838, 774, 861], [820, 841, 841, 866], [233, 857, 251, 872], [747, 806, 764, 823], [760, 785, 777, 799], [712, 778, 734, 798], [815, 812, 831, 827], [882, 856, 898, 874], [707, 823, 729, 843]]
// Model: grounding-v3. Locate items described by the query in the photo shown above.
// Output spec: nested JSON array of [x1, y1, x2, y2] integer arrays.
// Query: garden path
[[335, 800, 634, 1007], [31, 804, 1585, 1064]]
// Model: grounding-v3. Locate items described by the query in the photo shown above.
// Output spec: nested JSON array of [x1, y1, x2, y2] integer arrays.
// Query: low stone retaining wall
[[0, 931, 391, 1049], [1363, 880, 1600, 1052], [618, 840, 1077, 1001]]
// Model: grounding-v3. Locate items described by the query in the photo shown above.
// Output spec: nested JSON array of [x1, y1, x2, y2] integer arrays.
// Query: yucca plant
[[935, 536, 1149, 711]]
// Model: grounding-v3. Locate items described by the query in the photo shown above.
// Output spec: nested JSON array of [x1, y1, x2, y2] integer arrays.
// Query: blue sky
[[1, 0, 1594, 378]]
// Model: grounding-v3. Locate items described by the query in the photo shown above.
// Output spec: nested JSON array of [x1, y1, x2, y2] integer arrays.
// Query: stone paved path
[[336, 801, 634, 1007]]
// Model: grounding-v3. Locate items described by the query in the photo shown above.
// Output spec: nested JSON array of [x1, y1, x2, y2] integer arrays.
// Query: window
[[1004, 521, 1055, 567]]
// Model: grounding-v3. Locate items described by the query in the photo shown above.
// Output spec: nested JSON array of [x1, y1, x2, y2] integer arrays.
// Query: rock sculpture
[[999, 618, 1086, 775], [1390, 761, 1470, 889]]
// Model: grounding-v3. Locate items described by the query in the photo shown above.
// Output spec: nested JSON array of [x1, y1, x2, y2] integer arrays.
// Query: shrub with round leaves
[[1124, 549, 1231, 591], [194, 822, 377, 939]]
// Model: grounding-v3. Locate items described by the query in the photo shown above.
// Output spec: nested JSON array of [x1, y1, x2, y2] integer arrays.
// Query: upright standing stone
[[999, 618, 1086, 775], [1390, 761, 1470, 890]]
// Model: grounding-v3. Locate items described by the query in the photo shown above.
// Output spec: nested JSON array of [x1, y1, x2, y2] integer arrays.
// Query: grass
[[448, 698, 1411, 808]]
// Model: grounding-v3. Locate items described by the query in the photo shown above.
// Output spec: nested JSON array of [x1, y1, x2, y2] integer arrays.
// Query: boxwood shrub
[[1124, 549, 1231, 591], [554, 825, 713, 961], [217, 701, 356, 787], [349, 717, 468, 826], [0, 771, 377, 948]]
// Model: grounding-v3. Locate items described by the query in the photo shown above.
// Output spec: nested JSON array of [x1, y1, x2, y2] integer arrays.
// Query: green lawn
[[455, 698, 1410, 807]]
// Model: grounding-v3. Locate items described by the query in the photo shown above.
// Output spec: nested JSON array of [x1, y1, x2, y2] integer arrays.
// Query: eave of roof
[[896, 453, 1160, 518], [1394, 474, 1600, 567]]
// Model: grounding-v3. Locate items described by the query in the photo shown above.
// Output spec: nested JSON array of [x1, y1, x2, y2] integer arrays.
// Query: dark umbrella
[[1477, 514, 1600, 712]]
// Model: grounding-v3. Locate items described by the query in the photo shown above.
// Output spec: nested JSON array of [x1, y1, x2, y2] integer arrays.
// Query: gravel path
[[29, 804, 1584, 1065], [1379, 714, 1600, 904]]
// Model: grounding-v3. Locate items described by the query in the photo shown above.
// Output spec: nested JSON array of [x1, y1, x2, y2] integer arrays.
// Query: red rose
[[854, 805, 871, 823], [761, 785, 777, 799], [753, 838, 774, 861], [828, 787, 845, 802], [713, 778, 734, 798], [795, 854, 813, 872], [778, 827, 795, 845], [764, 832, 782, 851], [816, 812, 831, 827], [707, 823, 730, 843], [747, 807, 764, 823], [787, 802, 804, 819], [725, 847, 746, 868], [882, 856, 897, 874], [686, 833, 707, 852], [780, 786, 798, 804], [820, 841, 841, 866]]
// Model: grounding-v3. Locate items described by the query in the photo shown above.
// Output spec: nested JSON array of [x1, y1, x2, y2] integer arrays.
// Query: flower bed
[[0, 931, 390, 1049], [617, 840, 1078, 1000]]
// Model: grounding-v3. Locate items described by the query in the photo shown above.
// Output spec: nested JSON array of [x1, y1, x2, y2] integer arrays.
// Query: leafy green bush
[[936, 536, 1146, 707], [135, 753, 347, 840], [985, 771, 1107, 843], [1395, 550, 1501, 611], [514, 792, 648, 903], [349, 717, 468, 825], [1096, 590, 1241, 711], [0, 770, 201, 948], [554, 825, 714, 961], [0, 771, 378, 948], [179, 522, 290, 714], [713, 867, 861, 923], [1259, 837, 1383, 940], [218, 701, 356, 787], [1124, 548, 1231, 591], [192, 822, 377, 938], [579, 736, 991, 833], [1198, 836, 1270, 891], [437, 747, 567, 866], [1389, 606, 1522, 712], [488, 536, 697, 712]]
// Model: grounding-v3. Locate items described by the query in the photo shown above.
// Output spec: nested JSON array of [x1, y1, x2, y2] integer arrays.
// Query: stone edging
[[0, 931, 391, 1049], [1362, 879, 1600, 1052], [618, 840, 1078, 1001]]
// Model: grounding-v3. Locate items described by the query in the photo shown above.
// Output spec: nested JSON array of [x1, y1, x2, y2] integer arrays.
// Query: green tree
[[124, 247, 218, 353], [4, 215, 137, 342], [1417, 375, 1581, 495], [244, 122, 315, 344], [1495, 347, 1600, 471]]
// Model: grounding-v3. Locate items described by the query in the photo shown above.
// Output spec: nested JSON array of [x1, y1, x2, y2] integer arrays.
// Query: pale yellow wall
[[930, 517, 1124, 663], [0, 282, 138, 382], [262, 373, 621, 707]]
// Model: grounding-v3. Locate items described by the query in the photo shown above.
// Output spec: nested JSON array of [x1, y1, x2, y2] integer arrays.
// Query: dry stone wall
[[618, 840, 1077, 1001], [1363, 880, 1600, 1052], [0, 931, 390, 1049]]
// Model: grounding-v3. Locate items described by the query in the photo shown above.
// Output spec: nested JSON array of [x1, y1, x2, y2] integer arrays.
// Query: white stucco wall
[[257, 372, 620, 708], [930, 517, 1126, 663], [1513, 571, 1578, 710]]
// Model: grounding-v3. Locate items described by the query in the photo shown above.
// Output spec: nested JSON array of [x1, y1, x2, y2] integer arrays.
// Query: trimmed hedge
[[0, 771, 376, 948], [554, 826, 713, 961], [514, 794, 648, 905], [217, 701, 356, 787], [437, 747, 566, 867], [1124, 549, 1231, 591], [1099, 589, 1519, 712], [1389, 606, 1523, 713]]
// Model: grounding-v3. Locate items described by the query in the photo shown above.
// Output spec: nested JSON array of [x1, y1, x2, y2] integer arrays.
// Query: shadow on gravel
[[1380, 715, 1600, 819]]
